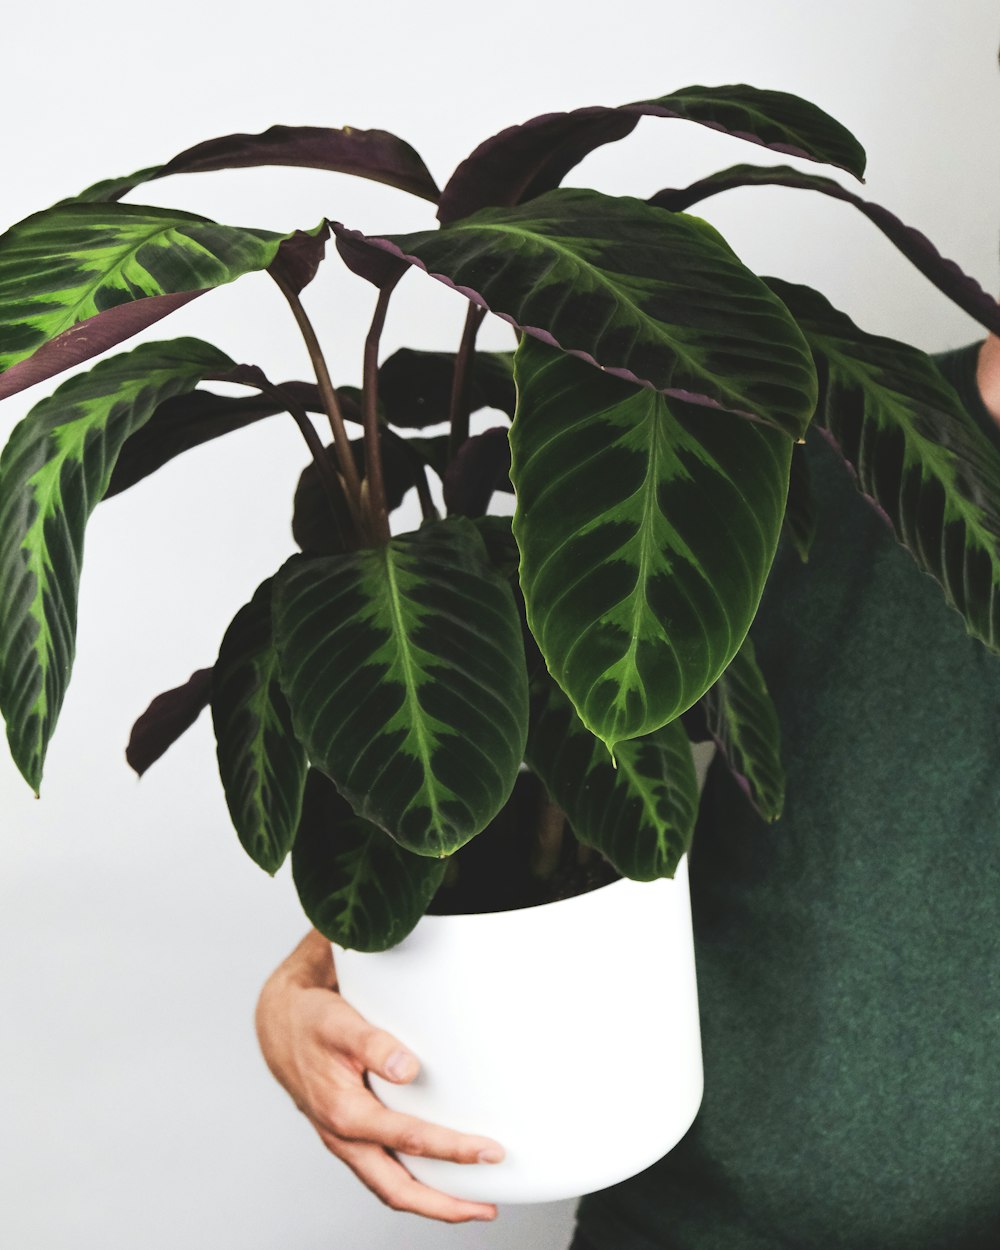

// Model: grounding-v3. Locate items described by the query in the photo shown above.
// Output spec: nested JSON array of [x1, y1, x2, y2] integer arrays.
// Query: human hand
[[255, 929, 504, 1223], [976, 332, 1000, 427]]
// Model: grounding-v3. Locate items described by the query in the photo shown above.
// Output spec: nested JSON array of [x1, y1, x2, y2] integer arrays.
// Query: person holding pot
[[255, 330, 1000, 1248]]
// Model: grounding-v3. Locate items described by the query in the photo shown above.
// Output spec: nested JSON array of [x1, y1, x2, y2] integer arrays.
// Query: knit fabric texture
[[576, 342, 1000, 1250]]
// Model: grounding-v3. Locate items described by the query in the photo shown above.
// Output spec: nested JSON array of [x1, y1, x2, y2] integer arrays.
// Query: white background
[[0, 1, 996, 1247]]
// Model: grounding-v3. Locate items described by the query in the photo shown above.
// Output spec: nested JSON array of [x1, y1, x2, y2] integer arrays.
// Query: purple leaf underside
[[438, 88, 865, 224], [0, 292, 201, 402], [91, 126, 440, 205], [651, 166, 1000, 338], [126, 668, 212, 776]]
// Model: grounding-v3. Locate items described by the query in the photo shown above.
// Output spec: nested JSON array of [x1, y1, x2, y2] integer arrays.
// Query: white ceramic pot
[[333, 857, 703, 1204]]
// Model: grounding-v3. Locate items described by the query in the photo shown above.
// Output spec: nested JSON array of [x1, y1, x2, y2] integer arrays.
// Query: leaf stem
[[258, 382, 350, 545], [362, 282, 399, 546], [273, 271, 364, 525], [530, 794, 566, 880], [448, 303, 487, 459]]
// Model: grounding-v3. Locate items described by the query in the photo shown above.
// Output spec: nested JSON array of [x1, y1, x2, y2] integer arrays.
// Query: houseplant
[[2, 86, 1000, 1201]]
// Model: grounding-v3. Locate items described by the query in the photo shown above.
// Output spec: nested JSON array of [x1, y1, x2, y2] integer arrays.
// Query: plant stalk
[[448, 303, 487, 459], [273, 272, 364, 527], [362, 283, 398, 546], [530, 795, 566, 880]]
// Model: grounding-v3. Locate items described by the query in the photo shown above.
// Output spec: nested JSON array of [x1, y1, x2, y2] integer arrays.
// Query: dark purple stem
[[363, 282, 400, 545], [448, 304, 488, 459]]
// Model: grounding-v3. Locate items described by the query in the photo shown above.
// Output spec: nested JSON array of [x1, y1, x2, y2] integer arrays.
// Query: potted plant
[[2, 85, 999, 1204]]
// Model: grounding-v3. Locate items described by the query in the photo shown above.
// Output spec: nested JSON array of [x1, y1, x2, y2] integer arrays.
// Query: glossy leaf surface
[[72, 125, 440, 205], [0, 203, 306, 400], [511, 338, 793, 750], [0, 338, 234, 790], [652, 164, 1000, 337], [292, 770, 447, 951], [700, 635, 785, 822], [212, 579, 308, 874], [784, 441, 817, 562], [273, 519, 528, 857], [438, 84, 865, 222], [341, 189, 817, 435], [770, 279, 1000, 651], [526, 678, 698, 880]]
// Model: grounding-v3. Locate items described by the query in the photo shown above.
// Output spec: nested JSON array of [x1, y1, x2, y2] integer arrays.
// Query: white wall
[[0, 1, 996, 1247]]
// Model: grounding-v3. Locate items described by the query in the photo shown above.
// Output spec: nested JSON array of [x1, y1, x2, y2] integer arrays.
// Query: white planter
[[333, 857, 703, 1204]]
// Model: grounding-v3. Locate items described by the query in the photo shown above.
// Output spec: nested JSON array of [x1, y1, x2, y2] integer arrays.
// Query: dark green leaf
[[273, 519, 529, 857], [443, 427, 511, 516], [700, 635, 785, 822], [511, 337, 793, 751], [378, 348, 515, 428], [212, 579, 308, 874], [126, 668, 212, 777], [292, 770, 448, 952], [340, 189, 817, 436], [651, 164, 1000, 338], [0, 338, 234, 791], [768, 278, 1000, 651], [72, 125, 440, 205], [0, 203, 317, 400], [438, 84, 865, 223], [291, 432, 420, 556], [784, 441, 817, 562], [526, 677, 698, 880]]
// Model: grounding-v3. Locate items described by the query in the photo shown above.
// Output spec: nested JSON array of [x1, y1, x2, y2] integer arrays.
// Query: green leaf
[[211, 579, 308, 875], [379, 348, 515, 428], [700, 635, 785, 822], [273, 519, 529, 857], [0, 202, 313, 400], [769, 278, 1000, 652], [784, 440, 817, 562], [0, 338, 235, 791], [511, 337, 793, 751], [292, 770, 448, 951], [526, 677, 698, 880], [346, 188, 816, 436]]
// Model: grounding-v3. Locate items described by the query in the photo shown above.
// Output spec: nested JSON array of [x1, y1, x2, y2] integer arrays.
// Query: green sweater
[[577, 343, 1000, 1250]]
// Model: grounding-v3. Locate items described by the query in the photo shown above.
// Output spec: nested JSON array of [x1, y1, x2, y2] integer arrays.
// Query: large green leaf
[[784, 440, 817, 562], [292, 770, 448, 952], [700, 635, 784, 822], [511, 337, 793, 751], [769, 279, 1000, 652], [212, 579, 308, 875], [378, 348, 516, 428], [526, 678, 698, 880], [273, 519, 529, 857], [0, 338, 235, 791], [0, 202, 312, 400], [335, 187, 818, 437]]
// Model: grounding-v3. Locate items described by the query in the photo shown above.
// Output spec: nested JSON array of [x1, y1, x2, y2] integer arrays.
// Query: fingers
[[316, 993, 421, 1084], [313, 1088, 505, 1165], [317, 1131, 498, 1224]]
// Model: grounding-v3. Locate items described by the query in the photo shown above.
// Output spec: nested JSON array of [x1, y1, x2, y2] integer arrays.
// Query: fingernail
[[384, 1049, 417, 1081], [477, 1147, 505, 1164]]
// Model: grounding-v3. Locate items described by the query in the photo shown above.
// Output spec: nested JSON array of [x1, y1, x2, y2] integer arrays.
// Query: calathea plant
[[2, 88, 999, 951]]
